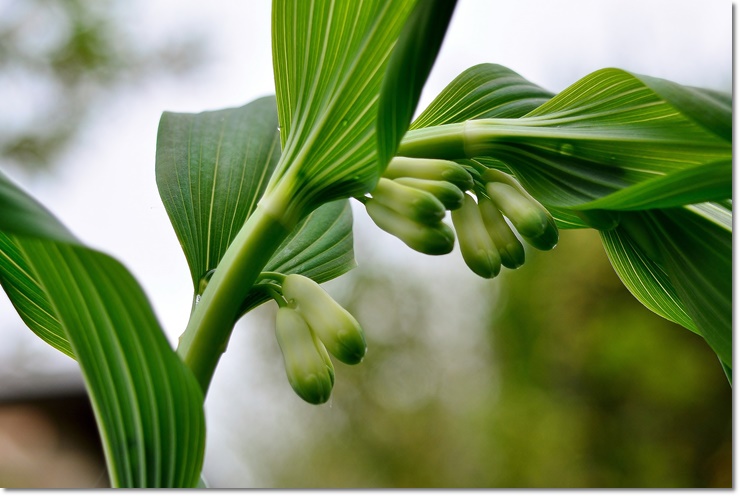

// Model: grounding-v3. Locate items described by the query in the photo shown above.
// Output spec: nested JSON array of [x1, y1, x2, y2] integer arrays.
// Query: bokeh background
[[0, 0, 732, 488]]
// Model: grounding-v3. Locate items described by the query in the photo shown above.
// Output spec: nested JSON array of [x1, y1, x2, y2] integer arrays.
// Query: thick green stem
[[177, 201, 292, 393], [398, 119, 624, 159], [397, 122, 467, 159]]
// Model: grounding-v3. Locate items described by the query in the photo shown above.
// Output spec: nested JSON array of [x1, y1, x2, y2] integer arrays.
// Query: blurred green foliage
[[0, 0, 204, 170], [259, 229, 730, 488]]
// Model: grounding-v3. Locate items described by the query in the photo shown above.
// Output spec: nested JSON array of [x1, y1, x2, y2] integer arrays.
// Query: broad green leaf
[[156, 97, 355, 305], [412, 63, 554, 128], [401, 68, 731, 210], [0, 232, 70, 356], [507, 68, 731, 208], [601, 203, 732, 369], [376, 0, 457, 166], [266, 0, 416, 214], [14, 239, 206, 488], [573, 159, 731, 211], [0, 171, 78, 356], [647, 204, 732, 367], [600, 222, 697, 333], [0, 170, 76, 243], [637, 75, 732, 142], [0, 177, 205, 488], [156, 97, 282, 290], [266, 200, 354, 281]]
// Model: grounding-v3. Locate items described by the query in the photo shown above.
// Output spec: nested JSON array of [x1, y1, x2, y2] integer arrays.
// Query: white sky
[[0, 0, 732, 486]]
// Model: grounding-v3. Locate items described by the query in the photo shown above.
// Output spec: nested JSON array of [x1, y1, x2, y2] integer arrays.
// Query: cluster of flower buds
[[272, 274, 366, 404], [361, 157, 473, 255], [362, 157, 559, 278]]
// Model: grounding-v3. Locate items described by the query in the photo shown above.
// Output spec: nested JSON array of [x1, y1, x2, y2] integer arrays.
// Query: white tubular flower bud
[[366, 199, 455, 255], [371, 177, 446, 224], [451, 194, 501, 278], [274, 307, 335, 404], [486, 182, 558, 251], [478, 197, 526, 269], [282, 274, 367, 365], [393, 177, 465, 211], [383, 157, 474, 191]]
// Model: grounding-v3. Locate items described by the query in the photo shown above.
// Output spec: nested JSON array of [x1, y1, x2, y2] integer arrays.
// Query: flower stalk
[[177, 199, 294, 394]]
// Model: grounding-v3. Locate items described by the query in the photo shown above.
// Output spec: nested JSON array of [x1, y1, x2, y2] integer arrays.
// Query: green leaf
[[156, 97, 356, 306], [266, 0, 416, 215], [266, 200, 355, 281], [637, 75, 732, 142], [0, 232, 71, 356], [156, 97, 282, 290], [411, 63, 554, 128], [600, 223, 697, 334], [0, 177, 205, 487], [376, 0, 457, 166], [505, 68, 731, 208], [0, 170, 77, 243], [573, 159, 731, 211], [401, 68, 731, 210], [647, 204, 732, 367], [600, 202, 732, 369]]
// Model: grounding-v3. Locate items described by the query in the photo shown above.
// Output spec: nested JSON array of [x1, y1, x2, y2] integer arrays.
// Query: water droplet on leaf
[[559, 143, 575, 156]]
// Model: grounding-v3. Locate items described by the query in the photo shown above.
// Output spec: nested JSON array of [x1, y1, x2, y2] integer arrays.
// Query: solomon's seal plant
[[0, 0, 731, 487]]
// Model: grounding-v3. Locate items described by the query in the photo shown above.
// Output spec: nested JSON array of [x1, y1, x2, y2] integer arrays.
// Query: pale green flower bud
[[486, 182, 547, 237], [520, 216, 559, 251], [481, 169, 559, 251], [282, 274, 367, 365], [371, 178, 446, 224], [486, 182, 558, 251], [366, 199, 455, 255], [383, 157, 474, 191], [451, 194, 501, 278], [394, 177, 465, 211], [274, 307, 334, 404], [478, 197, 526, 269]]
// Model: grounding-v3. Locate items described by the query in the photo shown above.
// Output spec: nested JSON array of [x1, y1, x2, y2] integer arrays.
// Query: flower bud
[[274, 307, 334, 404], [282, 274, 367, 365], [383, 157, 474, 191], [520, 216, 559, 251], [366, 199, 455, 255], [478, 197, 526, 269], [393, 177, 465, 210], [486, 182, 558, 251], [451, 194, 501, 278], [486, 182, 546, 237], [371, 178, 446, 224]]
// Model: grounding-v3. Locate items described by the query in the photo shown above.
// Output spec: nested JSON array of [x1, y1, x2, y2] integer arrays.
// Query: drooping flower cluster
[[269, 160, 559, 404], [272, 274, 366, 404], [360, 157, 559, 278]]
